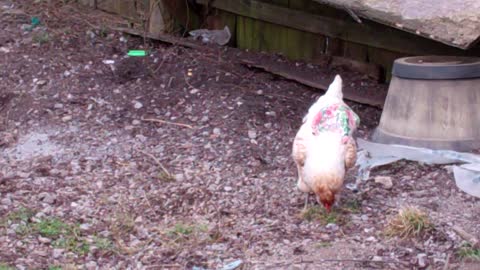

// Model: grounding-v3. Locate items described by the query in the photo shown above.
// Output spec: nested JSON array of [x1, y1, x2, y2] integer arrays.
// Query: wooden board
[[195, 0, 464, 56], [314, 0, 480, 49]]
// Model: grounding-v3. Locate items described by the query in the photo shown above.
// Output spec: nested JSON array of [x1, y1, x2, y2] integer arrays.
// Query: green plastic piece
[[31, 17, 41, 26], [128, 50, 147, 57]]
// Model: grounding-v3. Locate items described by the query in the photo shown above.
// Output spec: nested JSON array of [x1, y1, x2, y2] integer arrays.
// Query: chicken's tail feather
[[325, 74, 343, 100]]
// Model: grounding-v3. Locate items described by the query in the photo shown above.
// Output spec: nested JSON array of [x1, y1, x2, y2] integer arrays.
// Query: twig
[[141, 118, 194, 129], [452, 225, 479, 247], [137, 149, 172, 178], [443, 253, 451, 270], [251, 257, 406, 267], [145, 264, 182, 269]]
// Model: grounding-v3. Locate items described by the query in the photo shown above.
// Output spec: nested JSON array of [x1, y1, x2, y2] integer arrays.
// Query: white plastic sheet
[[354, 138, 480, 198], [189, 26, 231, 46]]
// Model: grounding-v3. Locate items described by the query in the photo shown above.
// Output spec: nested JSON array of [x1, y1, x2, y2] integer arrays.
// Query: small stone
[[53, 103, 64, 109], [85, 261, 97, 270], [248, 129, 257, 139], [79, 223, 91, 231], [372, 256, 383, 262], [190, 88, 199, 94], [365, 236, 377, 242], [38, 236, 51, 244], [102, 59, 115, 65], [38, 192, 56, 204], [36, 80, 47, 86], [175, 173, 184, 181], [52, 248, 64, 259], [133, 101, 143, 109], [224, 186, 233, 192], [132, 119, 141, 125], [417, 253, 427, 268], [1, 197, 12, 206], [265, 111, 276, 117], [61, 115, 72, 122], [374, 176, 393, 189], [63, 70, 71, 77], [213, 128, 221, 135], [326, 223, 339, 231], [134, 216, 143, 223]]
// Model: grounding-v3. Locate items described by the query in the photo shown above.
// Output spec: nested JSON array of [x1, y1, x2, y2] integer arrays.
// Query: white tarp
[[355, 139, 480, 198]]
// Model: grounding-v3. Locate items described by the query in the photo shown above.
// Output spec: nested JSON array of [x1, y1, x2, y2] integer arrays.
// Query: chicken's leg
[[303, 193, 310, 210]]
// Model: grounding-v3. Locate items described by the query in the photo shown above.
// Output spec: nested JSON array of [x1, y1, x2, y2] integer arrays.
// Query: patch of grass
[[315, 242, 332, 248], [94, 236, 115, 251], [166, 222, 209, 242], [15, 223, 34, 236], [385, 206, 432, 238], [110, 212, 135, 238], [342, 199, 361, 213], [5, 213, 114, 256], [0, 264, 15, 270], [1, 207, 36, 235], [1, 207, 36, 227], [53, 237, 90, 256], [300, 206, 341, 224], [158, 171, 176, 182], [98, 26, 109, 38], [48, 266, 62, 270], [458, 243, 480, 261], [33, 32, 50, 44], [35, 218, 69, 238]]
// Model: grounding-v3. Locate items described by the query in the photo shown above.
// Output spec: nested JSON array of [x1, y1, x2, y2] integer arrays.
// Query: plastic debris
[[191, 259, 243, 270], [189, 26, 231, 46], [102, 60, 115, 65], [23, 16, 41, 31], [353, 138, 480, 198], [220, 259, 243, 270], [128, 50, 147, 57]]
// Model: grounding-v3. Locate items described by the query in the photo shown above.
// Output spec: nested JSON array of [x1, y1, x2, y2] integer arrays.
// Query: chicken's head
[[315, 189, 335, 213]]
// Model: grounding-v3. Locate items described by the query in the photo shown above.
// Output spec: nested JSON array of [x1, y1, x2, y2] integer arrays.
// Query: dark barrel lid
[[392, 56, 480, 80]]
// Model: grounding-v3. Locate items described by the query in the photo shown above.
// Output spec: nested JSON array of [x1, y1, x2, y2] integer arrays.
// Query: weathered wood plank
[[195, 0, 463, 55], [241, 59, 386, 108]]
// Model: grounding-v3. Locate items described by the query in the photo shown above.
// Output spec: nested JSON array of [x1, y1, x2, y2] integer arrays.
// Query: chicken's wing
[[344, 137, 357, 170]]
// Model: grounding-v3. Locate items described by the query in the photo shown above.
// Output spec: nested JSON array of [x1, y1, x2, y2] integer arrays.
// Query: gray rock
[[52, 248, 64, 259], [61, 115, 72, 122], [38, 236, 51, 244], [1, 197, 12, 206], [326, 223, 339, 231], [417, 253, 428, 268], [85, 261, 97, 270], [374, 176, 393, 189], [372, 256, 383, 262], [38, 192, 56, 204], [134, 101, 143, 109]]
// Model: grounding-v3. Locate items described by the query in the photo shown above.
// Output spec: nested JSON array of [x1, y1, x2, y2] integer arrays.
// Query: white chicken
[[292, 75, 360, 212]]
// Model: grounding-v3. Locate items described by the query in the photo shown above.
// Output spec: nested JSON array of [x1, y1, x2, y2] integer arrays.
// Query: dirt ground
[[1, 1, 479, 269]]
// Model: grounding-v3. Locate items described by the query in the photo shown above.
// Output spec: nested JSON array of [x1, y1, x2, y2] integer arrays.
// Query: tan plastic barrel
[[372, 56, 480, 151]]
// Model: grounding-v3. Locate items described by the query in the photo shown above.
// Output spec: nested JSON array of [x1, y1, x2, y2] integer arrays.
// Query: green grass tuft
[[300, 206, 340, 224], [458, 243, 480, 261], [385, 206, 433, 238]]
